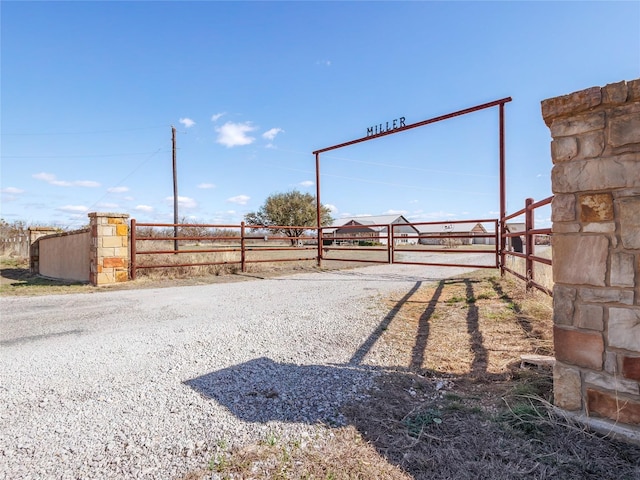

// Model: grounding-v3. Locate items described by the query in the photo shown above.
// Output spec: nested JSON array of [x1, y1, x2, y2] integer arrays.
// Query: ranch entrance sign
[[366, 117, 406, 136]]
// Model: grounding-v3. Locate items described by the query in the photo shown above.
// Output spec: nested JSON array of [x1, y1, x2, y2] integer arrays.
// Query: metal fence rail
[[130, 220, 319, 280], [501, 196, 553, 295]]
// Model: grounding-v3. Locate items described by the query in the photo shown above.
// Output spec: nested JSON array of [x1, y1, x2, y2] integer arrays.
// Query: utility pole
[[172, 125, 179, 252]]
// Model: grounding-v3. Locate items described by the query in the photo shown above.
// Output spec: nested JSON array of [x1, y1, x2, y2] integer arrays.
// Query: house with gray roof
[[323, 214, 420, 245], [416, 222, 492, 245]]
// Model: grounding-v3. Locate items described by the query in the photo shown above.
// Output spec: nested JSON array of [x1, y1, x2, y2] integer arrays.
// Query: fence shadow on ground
[[184, 275, 498, 425], [183, 276, 502, 456], [184, 358, 380, 425]]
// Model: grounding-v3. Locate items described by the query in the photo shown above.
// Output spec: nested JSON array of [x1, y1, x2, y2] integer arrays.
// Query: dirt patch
[[186, 271, 640, 479]]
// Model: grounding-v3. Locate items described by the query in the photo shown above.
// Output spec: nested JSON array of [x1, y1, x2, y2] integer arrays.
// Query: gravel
[[0, 263, 478, 479]]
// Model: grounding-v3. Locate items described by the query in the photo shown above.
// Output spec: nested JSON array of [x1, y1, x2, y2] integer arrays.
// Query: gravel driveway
[[1, 263, 478, 479]]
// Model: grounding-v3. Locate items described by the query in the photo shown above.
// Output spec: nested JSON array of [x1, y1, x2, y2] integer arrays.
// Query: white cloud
[[325, 204, 337, 213], [165, 196, 197, 209], [179, 117, 196, 128], [215, 122, 256, 148], [211, 112, 226, 122], [316, 60, 331, 67], [123, 196, 134, 201], [197, 183, 216, 189], [299, 180, 314, 188], [383, 209, 408, 215], [422, 211, 457, 219], [75, 180, 101, 188], [262, 128, 284, 141], [135, 205, 154, 212], [57, 205, 88, 213], [33, 172, 71, 186], [1, 187, 24, 194], [107, 186, 130, 193], [97, 202, 119, 209], [340, 212, 372, 218], [227, 195, 250, 205], [33, 172, 100, 187]]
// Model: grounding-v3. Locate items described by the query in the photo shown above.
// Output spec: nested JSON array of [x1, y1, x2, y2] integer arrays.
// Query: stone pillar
[[542, 79, 640, 438], [28, 227, 59, 274], [88, 212, 130, 286]]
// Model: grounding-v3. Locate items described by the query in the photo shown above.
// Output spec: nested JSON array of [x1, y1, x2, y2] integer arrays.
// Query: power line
[[1, 151, 167, 159], [57, 146, 167, 231], [320, 172, 493, 196], [324, 154, 499, 179], [1, 125, 168, 136]]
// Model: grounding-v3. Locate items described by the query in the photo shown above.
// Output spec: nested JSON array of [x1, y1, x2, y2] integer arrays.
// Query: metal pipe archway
[[312, 97, 512, 267]]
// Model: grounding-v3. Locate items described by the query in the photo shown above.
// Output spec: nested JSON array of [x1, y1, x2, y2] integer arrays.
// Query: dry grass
[[186, 270, 640, 480], [504, 246, 553, 293], [184, 427, 411, 480]]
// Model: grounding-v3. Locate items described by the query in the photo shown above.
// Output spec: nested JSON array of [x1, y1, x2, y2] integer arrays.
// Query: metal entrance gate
[[319, 218, 499, 270]]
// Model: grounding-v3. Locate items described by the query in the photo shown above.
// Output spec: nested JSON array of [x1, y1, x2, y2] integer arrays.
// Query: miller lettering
[[366, 117, 406, 137]]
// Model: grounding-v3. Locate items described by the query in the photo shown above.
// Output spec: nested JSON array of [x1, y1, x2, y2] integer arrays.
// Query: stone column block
[[579, 287, 634, 305], [610, 252, 636, 287], [617, 197, 640, 249], [542, 87, 602, 124], [551, 194, 576, 222], [608, 308, 640, 351], [551, 137, 577, 163], [552, 156, 640, 193], [608, 111, 640, 147], [554, 326, 604, 370], [579, 193, 614, 222], [603, 81, 628, 105], [587, 389, 640, 425], [584, 371, 639, 396], [553, 285, 576, 326], [574, 304, 604, 331], [577, 131, 605, 159], [553, 363, 582, 411], [622, 356, 640, 381], [553, 235, 608, 285]]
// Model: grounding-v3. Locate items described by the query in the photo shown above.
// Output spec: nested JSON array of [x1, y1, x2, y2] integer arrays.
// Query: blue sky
[[1, 1, 638, 229]]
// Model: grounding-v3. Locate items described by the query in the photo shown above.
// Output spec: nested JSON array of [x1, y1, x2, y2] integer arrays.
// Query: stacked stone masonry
[[28, 227, 59, 274], [543, 79, 640, 429], [89, 212, 130, 286]]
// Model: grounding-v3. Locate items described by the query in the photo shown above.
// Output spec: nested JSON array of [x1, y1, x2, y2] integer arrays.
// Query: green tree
[[244, 190, 334, 245]]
